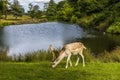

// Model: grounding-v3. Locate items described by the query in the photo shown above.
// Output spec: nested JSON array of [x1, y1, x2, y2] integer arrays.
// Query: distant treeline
[[47, 0, 120, 34], [0, 0, 120, 33]]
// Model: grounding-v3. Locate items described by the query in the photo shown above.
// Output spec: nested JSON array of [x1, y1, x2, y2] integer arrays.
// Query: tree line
[[0, 0, 120, 33], [0, 0, 43, 19], [46, 0, 120, 33], [0, 0, 24, 19]]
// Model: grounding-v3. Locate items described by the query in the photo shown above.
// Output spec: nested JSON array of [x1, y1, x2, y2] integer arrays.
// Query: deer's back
[[64, 42, 84, 52]]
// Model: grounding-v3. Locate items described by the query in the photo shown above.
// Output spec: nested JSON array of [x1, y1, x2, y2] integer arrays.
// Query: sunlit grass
[[0, 15, 47, 27], [0, 62, 120, 80], [0, 47, 120, 80]]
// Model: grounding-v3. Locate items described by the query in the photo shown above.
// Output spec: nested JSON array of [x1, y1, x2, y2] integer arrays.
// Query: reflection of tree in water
[[75, 34, 118, 55], [107, 34, 120, 45]]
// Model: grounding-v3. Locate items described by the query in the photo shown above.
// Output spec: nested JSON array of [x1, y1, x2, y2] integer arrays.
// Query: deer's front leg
[[66, 54, 71, 68], [75, 56, 80, 66]]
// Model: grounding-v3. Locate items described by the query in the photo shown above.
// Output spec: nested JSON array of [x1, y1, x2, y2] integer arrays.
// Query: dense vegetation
[[0, 0, 120, 34], [46, 0, 120, 34]]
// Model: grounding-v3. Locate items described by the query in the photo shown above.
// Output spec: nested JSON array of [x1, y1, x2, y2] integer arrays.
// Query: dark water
[[0, 22, 120, 55]]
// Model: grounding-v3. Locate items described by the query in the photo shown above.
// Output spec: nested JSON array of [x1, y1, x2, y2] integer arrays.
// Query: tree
[[56, 1, 65, 10], [28, 3, 33, 11], [46, 0, 56, 20], [10, 0, 24, 19], [28, 3, 41, 18], [0, 0, 10, 19], [57, 1, 73, 21], [28, 3, 33, 18]]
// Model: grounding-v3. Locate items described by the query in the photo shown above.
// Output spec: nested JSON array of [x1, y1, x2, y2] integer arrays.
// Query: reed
[[0, 50, 12, 62], [0, 46, 120, 62], [13, 50, 52, 62], [97, 46, 120, 62]]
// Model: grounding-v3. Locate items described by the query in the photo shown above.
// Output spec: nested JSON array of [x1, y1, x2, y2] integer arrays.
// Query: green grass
[[0, 62, 120, 80], [0, 47, 120, 80]]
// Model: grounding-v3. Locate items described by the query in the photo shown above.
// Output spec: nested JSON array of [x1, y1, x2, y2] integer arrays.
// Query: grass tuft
[[97, 46, 120, 62]]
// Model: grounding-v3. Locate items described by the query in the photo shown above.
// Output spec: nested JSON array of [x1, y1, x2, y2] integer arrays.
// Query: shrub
[[70, 15, 78, 23], [107, 22, 120, 34]]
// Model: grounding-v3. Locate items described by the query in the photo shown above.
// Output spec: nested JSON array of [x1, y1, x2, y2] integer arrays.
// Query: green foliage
[[76, 12, 106, 28], [107, 21, 120, 34], [0, 0, 9, 19], [57, 1, 73, 22], [70, 15, 78, 23], [46, 0, 57, 21], [10, 0, 24, 19], [46, 0, 120, 33], [28, 4, 42, 19], [0, 0, 7, 13]]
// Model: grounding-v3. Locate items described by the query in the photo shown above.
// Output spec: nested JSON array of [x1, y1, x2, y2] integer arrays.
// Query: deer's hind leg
[[79, 50, 85, 67]]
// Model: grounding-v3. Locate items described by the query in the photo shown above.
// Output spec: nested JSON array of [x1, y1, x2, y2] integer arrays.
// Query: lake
[[0, 22, 120, 55]]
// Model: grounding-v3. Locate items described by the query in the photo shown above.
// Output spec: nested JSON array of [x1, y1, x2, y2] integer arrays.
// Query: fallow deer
[[52, 42, 86, 68]]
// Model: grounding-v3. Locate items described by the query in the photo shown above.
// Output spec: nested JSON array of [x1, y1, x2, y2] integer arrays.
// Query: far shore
[[0, 15, 47, 27]]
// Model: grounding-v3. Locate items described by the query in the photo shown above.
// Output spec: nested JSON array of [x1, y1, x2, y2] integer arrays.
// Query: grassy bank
[[0, 15, 47, 27], [0, 62, 120, 80]]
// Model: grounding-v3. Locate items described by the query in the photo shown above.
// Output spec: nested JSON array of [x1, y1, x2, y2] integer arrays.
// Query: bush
[[76, 12, 106, 28], [70, 15, 78, 23], [107, 21, 120, 34]]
